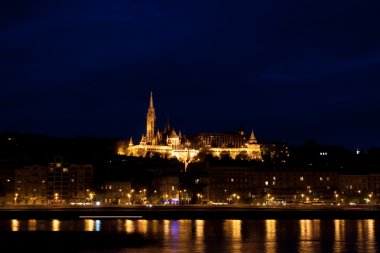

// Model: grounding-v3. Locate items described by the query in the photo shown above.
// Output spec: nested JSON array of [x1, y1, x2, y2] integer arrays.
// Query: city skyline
[[1, 1, 380, 149]]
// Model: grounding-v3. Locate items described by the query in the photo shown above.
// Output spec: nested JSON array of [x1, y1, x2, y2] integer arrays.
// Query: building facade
[[15, 165, 47, 205], [207, 165, 339, 204], [46, 157, 94, 204]]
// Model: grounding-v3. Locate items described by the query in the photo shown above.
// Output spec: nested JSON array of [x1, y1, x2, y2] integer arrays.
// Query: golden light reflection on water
[[151, 220, 159, 234], [366, 220, 376, 252], [116, 219, 123, 232], [84, 219, 95, 231], [195, 220, 205, 252], [357, 220, 364, 246], [28, 219, 37, 231], [357, 220, 377, 253], [52, 219, 60, 231], [334, 220, 345, 241], [299, 220, 320, 253], [367, 220, 375, 244], [265, 220, 277, 253], [137, 220, 148, 235], [124, 219, 135, 233], [334, 220, 346, 253], [224, 220, 242, 253], [163, 220, 170, 242], [195, 220, 204, 240], [11, 219, 19, 231], [178, 220, 191, 242]]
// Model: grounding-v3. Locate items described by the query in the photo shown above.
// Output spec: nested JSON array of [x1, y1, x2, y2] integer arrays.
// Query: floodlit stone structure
[[117, 93, 262, 162]]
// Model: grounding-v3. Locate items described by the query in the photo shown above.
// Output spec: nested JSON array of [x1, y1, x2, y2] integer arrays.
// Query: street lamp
[[89, 193, 94, 203], [14, 193, 18, 204]]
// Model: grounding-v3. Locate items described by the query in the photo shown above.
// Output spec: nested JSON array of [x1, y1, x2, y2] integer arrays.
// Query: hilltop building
[[117, 93, 262, 162]]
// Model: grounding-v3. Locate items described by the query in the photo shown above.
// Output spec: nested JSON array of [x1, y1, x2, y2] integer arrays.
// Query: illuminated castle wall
[[117, 93, 262, 162]]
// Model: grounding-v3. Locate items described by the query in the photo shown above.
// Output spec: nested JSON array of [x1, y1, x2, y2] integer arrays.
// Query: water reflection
[[95, 220, 101, 231], [11, 219, 19, 231], [163, 220, 170, 242], [151, 220, 159, 234], [194, 220, 205, 253], [51, 219, 60, 231], [28, 219, 37, 231], [1, 218, 378, 253], [224, 220, 242, 253], [117, 219, 123, 232], [299, 220, 321, 253], [124, 219, 135, 233], [84, 219, 95, 231], [334, 220, 346, 253], [137, 220, 148, 235], [265, 220, 276, 253], [356, 220, 377, 253], [367, 220, 375, 245]]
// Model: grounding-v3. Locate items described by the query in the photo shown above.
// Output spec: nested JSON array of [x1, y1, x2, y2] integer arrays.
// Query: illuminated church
[[117, 93, 262, 163]]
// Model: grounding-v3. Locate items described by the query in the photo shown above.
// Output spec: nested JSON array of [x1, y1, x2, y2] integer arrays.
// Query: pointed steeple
[[149, 91, 154, 108], [169, 129, 178, 138], [156, 129, 162, 140], [140, 135, 146, 145], [129, 137, 134, 146], [248, 130, 257, 144], [146, 92, 156, 143]]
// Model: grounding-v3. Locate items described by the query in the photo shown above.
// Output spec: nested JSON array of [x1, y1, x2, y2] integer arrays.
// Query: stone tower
[[146, 92, 156, 144]]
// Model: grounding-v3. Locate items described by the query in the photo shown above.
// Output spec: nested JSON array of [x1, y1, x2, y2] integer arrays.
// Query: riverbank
[[1, 205, 380, 219]]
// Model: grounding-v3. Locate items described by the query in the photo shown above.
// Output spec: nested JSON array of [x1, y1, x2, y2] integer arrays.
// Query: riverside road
[[0, 205, 379, 219]]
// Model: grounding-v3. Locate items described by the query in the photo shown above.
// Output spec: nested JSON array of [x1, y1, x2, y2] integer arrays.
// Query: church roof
[[249, 130, 257, 143], [169, 129, 178, 138]]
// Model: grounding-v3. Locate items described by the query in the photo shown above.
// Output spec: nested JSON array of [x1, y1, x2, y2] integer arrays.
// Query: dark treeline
[[1, 132, 380, 184]]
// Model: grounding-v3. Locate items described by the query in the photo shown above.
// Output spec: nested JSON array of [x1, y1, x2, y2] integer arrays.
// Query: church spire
[[129, 137, 134, 146], [150, 91, 154, 108], [146, 92, 156, 144], [248, 130, 257, 144]]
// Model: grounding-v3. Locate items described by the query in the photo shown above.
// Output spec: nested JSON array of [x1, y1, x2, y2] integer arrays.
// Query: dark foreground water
[[1, 219, 379, 253]]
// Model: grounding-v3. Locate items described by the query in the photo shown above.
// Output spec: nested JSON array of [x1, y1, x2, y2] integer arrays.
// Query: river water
[[1, 219, 379, 252]]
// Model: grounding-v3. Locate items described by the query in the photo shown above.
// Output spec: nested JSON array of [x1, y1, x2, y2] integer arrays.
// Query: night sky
[[1, 1, 380, 149]]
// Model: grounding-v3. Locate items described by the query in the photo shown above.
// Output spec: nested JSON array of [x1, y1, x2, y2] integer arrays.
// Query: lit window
[[300, 177, 304, 181], [307, 186, 311, 190], [265, 181, 268, 186], [63, 168, 68, 173], [320, 177, 323, 181], [231, 178, 234, 182], [327, 177, 330, 181], [273, 177, 276, 180]]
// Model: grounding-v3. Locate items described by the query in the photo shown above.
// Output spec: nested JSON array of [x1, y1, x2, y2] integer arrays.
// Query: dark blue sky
[[1, 1, 380, 149]]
